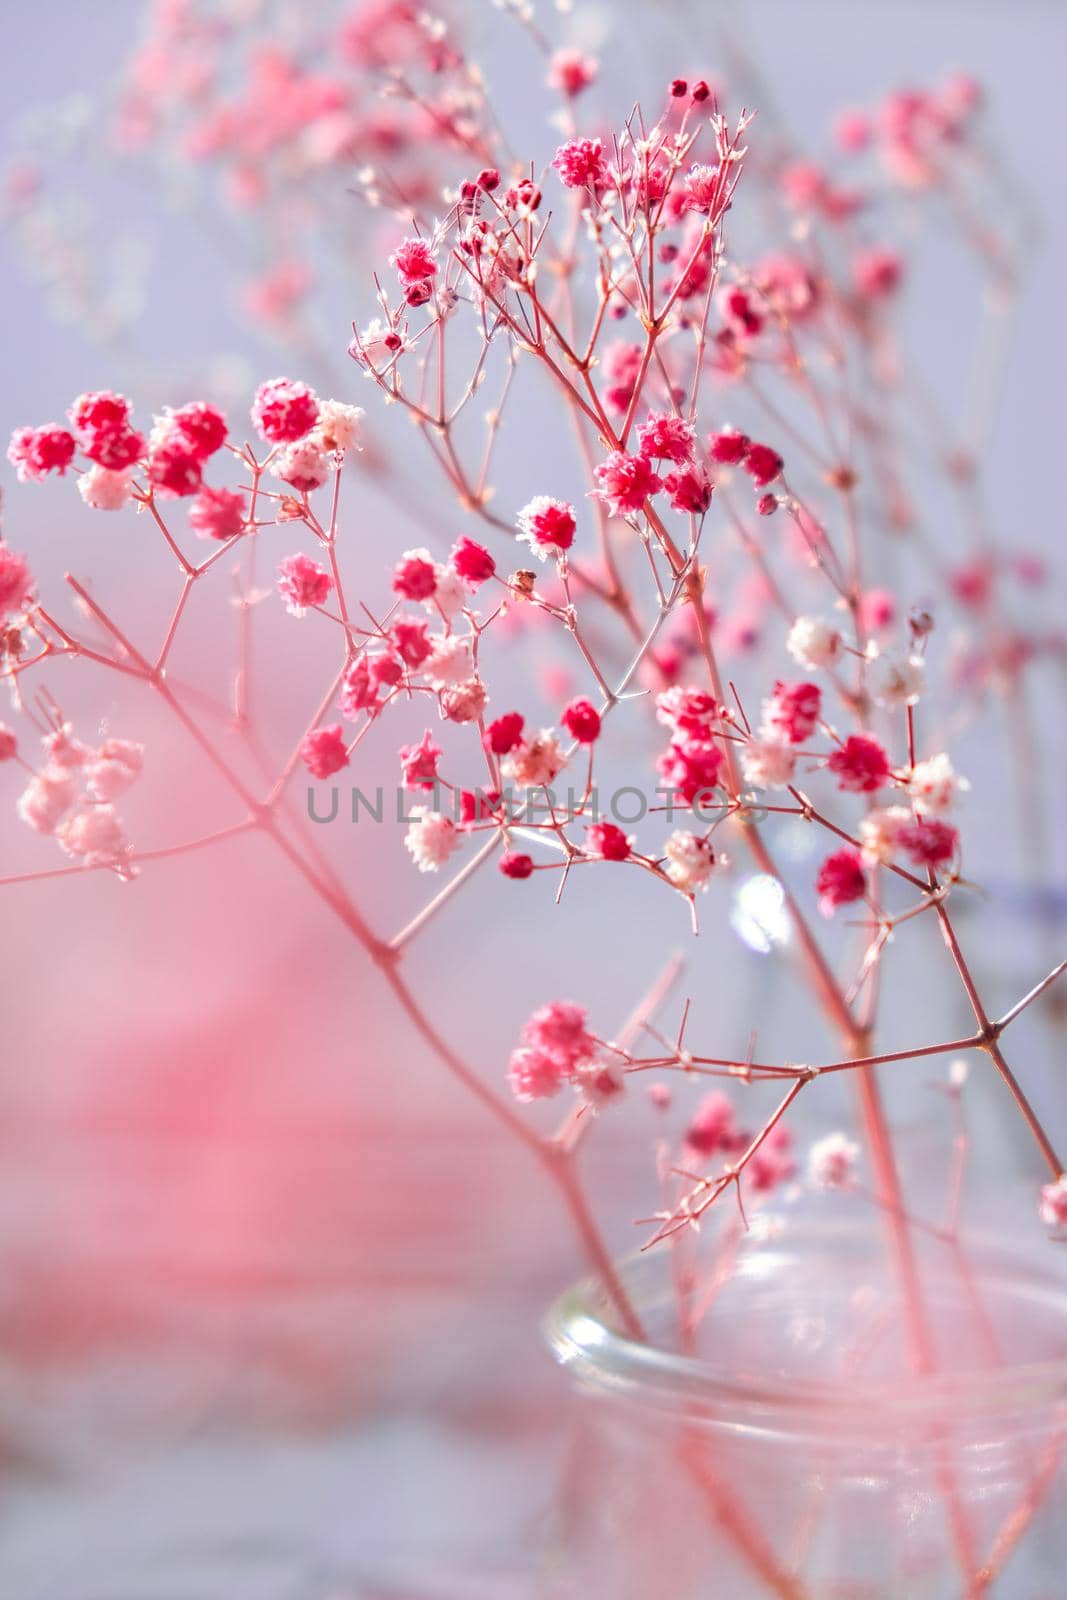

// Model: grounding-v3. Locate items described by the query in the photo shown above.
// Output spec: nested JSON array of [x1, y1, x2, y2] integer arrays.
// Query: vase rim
[[544, 1215, 1067, 1432]]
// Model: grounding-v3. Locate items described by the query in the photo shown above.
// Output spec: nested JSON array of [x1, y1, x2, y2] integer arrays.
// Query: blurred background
[[1, 2, 1066, 1595]]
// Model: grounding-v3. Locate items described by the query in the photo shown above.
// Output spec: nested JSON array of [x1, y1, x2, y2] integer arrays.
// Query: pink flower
[[552, 137, 605, 189], [522, 1000, 596, 1067], [827, 734, 891, 793], [390, 236, 437, 286], [815, 848, 866, 915], [274, 438, 330, 493], [507, 1045, 566, 1102], [897, 816, 958, 868], [485, 712, 525, 756], [859, 588, 896, 633], [391, 617, 432, 669], [636, 412, 696, 464], [548, 48, 597, 97], [78, 466, 132, 512], [1039, 1176, 1067, 1230], [85, 426, 146, 471], [277, 552, 334, 616], [399, 730, 442, 789], [748, 1124, 796, 1194], [450, 535, 496, 586], [658, 739, 723, 806], [656, 686, 720, 740], [663, 464, 713, 514], [560, 697, 601, 743], [685, 1091, 743, 1158], [742, 442, 784, 487], [69, 391, 131, 436], [167, 402, 228, 460], [56, 804, 129, 868], [188, 486, 247, 541], [251, 378, 319, 443], [499, 851, 534, 880], [592, 451, 662, 516], [858, 805, 911, 866], [585, 822, 631, 861], [853, 247, 903, 300], [85, 738, 144, 801], [300, 725, 350, 779], [339, 657, 377, 719], [0, 725, 17, 762], [147, 443, 202, 498], [441, 678, 487, 724], [505, 730, 568, 787], [0, 548, 34, 621], [761, 681, 821, 745], [7, 424, 76, 482], [17, 767, 76, 835], [708, 429, 750, 465], [393, 550, 438, 601], [516, 497, 576, 559]]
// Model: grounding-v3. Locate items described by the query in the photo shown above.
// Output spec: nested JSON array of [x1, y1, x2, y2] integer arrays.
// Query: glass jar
[[543, 1207, 1067, 1599]]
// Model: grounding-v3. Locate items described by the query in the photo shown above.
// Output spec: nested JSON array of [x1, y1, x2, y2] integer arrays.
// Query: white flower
[[741, 738, 796, 790], [907, 753, 967, 814], [350, 319, 402, 369], [404, 807, 461, 873], [78, 466, 132, 512], [505, 730, 568, 787], [312, 399, 364, 454], [429, 564, 468, 619], [573, 1056, 626, 1112], [423, 633, 475, 687], [1039, 1175, 1067, 1229], [273, 438, 331, 492], [857, 805, 910, 866], [808, 1132, 859, 1191], [787, 616, 841, 671], [867, 650, 924, 707], [663, 830, 718, 891]]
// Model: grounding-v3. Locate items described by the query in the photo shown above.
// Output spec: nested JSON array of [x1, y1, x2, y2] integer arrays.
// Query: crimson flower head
[[592, 451, 662, 516], [743, 442, 784, 487], [827, 734, 891, 794], [188, 486, 247, 542], [517, 496, 576, 559], [168, 402, 228, 461], [392, 550, 438, 601], [636, 411, 696, 464], [484, 712, 525, 756], [586, 822, 631, 862], [300, 725, 350, 780], [708, 428, 751, 465], [561, 697, 602, 744], [898, 816, 958, 868], [450, 535, 496, 586], [815, 848, 866, 916], [552, 137, 606, 190], [7, 424, 76, 482], [499, 851, 535, 880], [251, 378, 319, 443]]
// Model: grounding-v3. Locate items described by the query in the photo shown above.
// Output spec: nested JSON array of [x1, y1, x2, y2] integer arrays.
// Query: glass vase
[[543, 1206, 1067, 1598]]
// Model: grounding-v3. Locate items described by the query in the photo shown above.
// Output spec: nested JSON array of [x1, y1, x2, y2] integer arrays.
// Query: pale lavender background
[[1, 3, 1066, 1596]]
